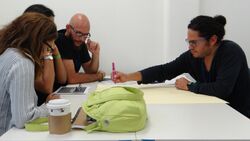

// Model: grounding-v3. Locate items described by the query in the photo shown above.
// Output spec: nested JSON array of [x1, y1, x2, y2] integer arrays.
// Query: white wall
[[0, 0, 166, 73], [200, 0, 250, 66], [0, 0, 249, 74], [165, 0, 200, 61]]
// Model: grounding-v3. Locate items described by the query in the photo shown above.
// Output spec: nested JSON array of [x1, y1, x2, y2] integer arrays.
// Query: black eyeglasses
[[69, 25, 91, 39]]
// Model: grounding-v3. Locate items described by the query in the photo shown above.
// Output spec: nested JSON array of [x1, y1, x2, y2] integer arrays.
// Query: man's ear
[[209, 35, 218, 46], [65, 24, 70, 37]]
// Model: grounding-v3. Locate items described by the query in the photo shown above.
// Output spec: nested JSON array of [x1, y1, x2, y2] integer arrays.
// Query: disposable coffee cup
[[47, 99, 71, 134]]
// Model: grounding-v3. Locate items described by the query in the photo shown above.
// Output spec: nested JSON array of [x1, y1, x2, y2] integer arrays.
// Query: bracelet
[[53, 54, 61, 59], [43, 55, 53, 60]]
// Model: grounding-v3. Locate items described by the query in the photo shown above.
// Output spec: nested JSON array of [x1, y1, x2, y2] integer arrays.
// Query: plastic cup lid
[[47, 99, 70, 109]]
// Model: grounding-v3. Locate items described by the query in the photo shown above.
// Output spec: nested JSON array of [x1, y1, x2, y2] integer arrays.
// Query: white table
[[1, 81, 250, 140], [0, 128, 135, 141], [136, 104, 250, 140], [0, 81, 136, 141], [60, 82, 98, 115]]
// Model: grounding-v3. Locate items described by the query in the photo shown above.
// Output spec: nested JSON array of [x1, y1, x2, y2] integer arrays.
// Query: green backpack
[[82, 86, 147, 133]]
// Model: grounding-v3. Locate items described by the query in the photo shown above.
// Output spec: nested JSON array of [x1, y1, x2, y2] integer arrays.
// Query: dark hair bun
[[213, 15, 226, 26]]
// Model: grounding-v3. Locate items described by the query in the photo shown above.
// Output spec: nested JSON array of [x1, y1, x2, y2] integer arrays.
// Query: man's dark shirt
[[139, 40, 250, 118], [37, 29, 91, 106], [55, 29, 91, 72]]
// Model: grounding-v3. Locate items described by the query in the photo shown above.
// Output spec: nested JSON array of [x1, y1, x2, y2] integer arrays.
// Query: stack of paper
[[96, 83, 227, 104]]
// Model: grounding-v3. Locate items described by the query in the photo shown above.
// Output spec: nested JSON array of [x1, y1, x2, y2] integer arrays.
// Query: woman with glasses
[[55, 13, 105, 85], [113, 15, 250, 118], [0, 13, 60, 136]]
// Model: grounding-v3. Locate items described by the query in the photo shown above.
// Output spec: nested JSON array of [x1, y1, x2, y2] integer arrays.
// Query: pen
[[112, 62, 116, 80]]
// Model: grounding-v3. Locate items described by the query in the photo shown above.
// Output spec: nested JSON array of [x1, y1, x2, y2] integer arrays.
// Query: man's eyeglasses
[[185, 38, 207, 47], [69, 25, 91, 39]]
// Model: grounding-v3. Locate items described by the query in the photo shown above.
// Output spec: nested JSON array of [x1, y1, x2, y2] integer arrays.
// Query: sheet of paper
[[96, 83, 227, 104]]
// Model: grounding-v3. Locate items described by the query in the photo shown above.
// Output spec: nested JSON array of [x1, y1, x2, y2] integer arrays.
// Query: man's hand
[[87, 40, 100, 56], [97, 71, 105, 81], [175, 77, 190, 91], [112, 71, 129, 83]]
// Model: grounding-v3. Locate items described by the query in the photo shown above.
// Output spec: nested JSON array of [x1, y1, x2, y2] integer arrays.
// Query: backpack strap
[[24, 117, 48, 131], [84, 122, 101, 133]]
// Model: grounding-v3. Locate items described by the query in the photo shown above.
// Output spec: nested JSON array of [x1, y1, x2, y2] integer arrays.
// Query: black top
[[37, 29, 91, 105], [55, 29, 91, 72], [139, 40, 250, 118]]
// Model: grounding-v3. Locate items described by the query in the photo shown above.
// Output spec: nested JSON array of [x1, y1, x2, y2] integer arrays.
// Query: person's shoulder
[[179, 50, 193, 59], [174, 50, 199, 64], [221, 40, 240, 49], [56, 29, 71, 49], [13, 49, 34, 65], [57, 29, 66, 38], [219, 40, 246, 61], [4, 48, 24, 61], [3, 48, 34, 69], [58, 29, 66, 34], [220, 40, 244, 54]]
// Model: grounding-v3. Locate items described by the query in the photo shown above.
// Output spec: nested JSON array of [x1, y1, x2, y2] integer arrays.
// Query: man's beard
[[69, 34, 83, 48]]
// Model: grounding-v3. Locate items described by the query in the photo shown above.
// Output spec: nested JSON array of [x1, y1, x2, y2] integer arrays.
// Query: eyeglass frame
[[43, 41, 54, 52], [69, 24, 91, 39], [185, 38, 207, 47]]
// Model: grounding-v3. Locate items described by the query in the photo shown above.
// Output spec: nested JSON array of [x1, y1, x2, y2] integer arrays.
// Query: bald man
[[55, 13, 105, 84]]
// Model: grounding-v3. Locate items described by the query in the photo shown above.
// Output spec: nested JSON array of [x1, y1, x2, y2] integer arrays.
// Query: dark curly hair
[[188, 15, 226, 43]]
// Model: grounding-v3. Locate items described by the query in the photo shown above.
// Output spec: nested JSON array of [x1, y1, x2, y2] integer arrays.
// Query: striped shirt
[[0, 48, 48, 136]]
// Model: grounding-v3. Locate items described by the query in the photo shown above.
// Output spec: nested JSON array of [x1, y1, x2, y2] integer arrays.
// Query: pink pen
[[112, 62, 116, 80]]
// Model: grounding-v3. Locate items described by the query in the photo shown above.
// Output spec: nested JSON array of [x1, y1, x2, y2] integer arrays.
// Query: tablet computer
[[55, 86, 87, 95]]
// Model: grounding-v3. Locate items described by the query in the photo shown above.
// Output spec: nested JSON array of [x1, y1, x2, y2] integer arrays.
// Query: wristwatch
[[43, 55, 53, 60]]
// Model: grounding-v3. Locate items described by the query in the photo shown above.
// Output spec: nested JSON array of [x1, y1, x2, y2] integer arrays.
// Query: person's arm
[[113, 52, 191, 84], [63, 59, 104, 84], [52, 45, 67, 84], [35, 46, 55, 94], [113, 71, 142, 83], [82, 40, 100, 73], [35, 58, 55, 94], [188, 48, 243, 99], [139, 52, 190, 84], [9, 59, 48, 128]]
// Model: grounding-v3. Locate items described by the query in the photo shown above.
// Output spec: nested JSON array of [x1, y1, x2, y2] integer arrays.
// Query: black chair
[[249, 68, 250, 80], [249, 68, 250, 76]]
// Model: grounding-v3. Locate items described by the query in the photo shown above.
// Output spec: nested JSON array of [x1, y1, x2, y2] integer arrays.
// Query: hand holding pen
[[111, 62, 132, 83], [112, 71, 130, 83], [111, 62, 116, 81]]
